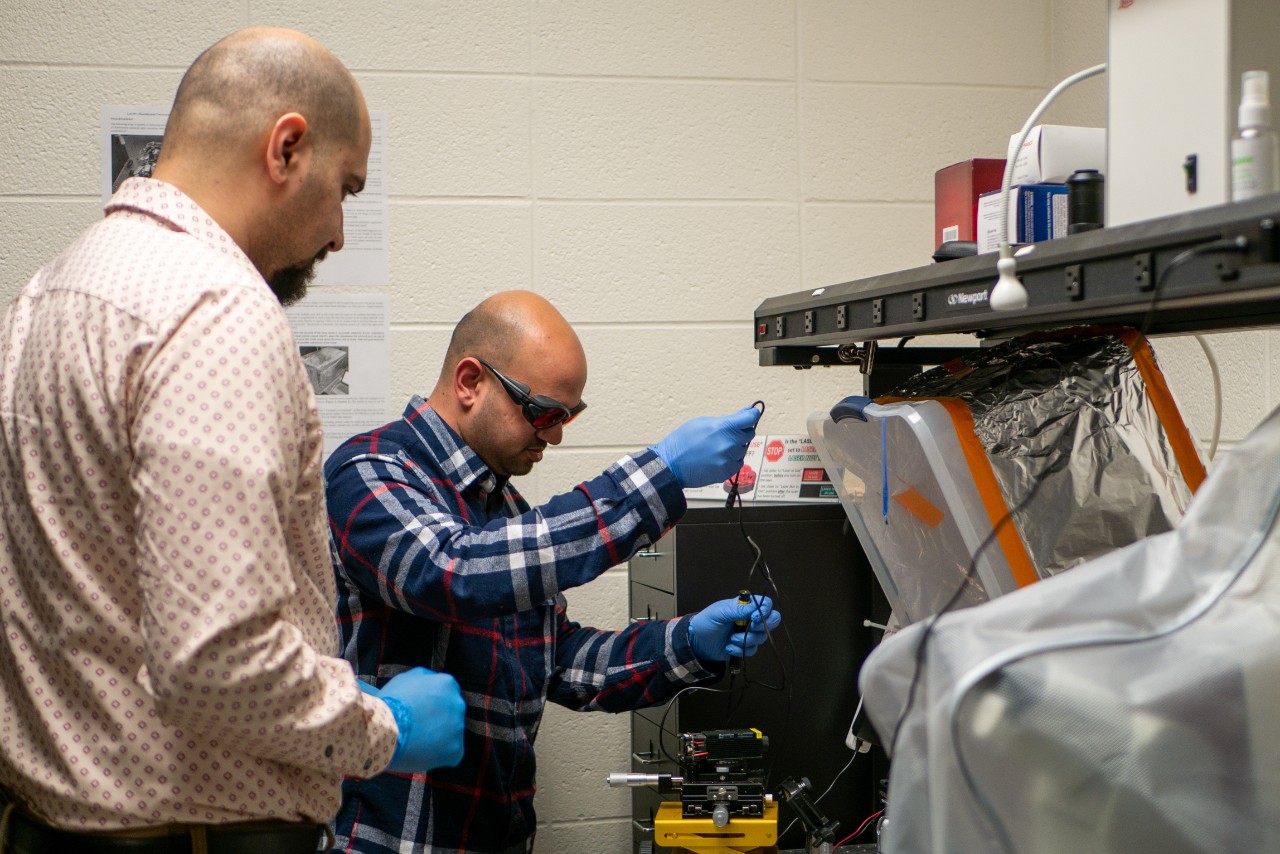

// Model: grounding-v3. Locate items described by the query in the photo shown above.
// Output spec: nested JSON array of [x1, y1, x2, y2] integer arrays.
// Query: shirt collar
[[401, 396, 503, 497], [105, 177, 267, 288]]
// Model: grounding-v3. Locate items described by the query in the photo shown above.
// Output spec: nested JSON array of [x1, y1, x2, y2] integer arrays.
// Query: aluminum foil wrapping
[[888, 330, 1200, 579]]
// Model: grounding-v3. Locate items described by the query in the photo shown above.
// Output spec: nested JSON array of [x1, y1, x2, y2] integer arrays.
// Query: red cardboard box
[[935, 158, 1006, 249]]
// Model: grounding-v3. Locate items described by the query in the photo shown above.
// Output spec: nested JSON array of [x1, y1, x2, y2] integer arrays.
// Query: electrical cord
[[776, 748, 860, 843], [725, 501, 795, 792], [714, 399, 799, 792], [655, 684, 735, 766], [990, 63, 1107, 311], [724, 400, 767, 509], [776, 694, 871, 842], [834, 807, 885, 848], [1192, 334, 1223, 461]]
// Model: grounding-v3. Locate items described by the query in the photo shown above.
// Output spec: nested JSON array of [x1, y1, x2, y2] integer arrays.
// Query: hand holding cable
[[650, 405, 760, 488], [687, 594, 781, 663], [358, 667, 466, 773]]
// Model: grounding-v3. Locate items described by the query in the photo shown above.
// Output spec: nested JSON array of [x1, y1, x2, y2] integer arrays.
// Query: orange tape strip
[[892, 486, 946, 528], [1115, 329, 1207, 494], [879, 396, 1039, 588]]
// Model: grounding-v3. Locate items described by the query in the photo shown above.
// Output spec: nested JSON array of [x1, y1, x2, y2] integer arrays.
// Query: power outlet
[[1065, 264, 1083, 300], [1134, 253, 1153, 291], [872, 299, 885, 325], [912, 292, 925, 320], [804, 310, 816, 334], [836, 304, 847, 330], [775, 316, 786, 338]]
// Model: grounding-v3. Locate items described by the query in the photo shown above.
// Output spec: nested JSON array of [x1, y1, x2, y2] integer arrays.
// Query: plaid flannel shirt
[[324, 398, 716, 853]]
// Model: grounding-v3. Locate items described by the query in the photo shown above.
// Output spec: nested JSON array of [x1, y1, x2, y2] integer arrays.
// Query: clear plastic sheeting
[[810, 329, 1204, 625], [811, 398, 1015, 624], [860, 402, 1280, 854], [886, 330, 1200, 578]]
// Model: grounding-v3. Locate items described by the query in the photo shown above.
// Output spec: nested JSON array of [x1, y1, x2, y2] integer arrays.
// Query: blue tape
[[881, 416, 889, 524]]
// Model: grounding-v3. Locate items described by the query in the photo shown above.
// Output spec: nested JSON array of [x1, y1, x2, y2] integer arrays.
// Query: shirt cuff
[[360, 693, 401, 776], [671, 614, 720, 683]]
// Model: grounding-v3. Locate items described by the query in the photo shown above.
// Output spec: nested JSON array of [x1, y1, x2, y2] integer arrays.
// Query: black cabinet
[[628, 502, 888, 852]]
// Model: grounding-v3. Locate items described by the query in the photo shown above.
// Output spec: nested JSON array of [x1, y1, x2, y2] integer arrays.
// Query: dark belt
[[0, 802, 324, 854]]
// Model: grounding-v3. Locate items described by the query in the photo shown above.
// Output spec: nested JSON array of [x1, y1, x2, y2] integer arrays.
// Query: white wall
[[2, 2, 1272, 850]]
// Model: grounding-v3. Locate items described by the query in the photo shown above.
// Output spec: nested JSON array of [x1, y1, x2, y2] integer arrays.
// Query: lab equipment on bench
[[609, 728, 777, 853], [610, 728, 853, 854]]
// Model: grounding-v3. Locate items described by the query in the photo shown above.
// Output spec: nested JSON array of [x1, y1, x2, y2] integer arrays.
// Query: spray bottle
[[1232, 70, 1280, 201]]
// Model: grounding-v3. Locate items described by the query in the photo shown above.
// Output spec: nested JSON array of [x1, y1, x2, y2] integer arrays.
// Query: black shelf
[[755, 194, 1280, 368]]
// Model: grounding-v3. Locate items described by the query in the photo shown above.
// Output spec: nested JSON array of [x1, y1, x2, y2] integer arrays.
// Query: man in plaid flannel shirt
[[324, 291, 780, 853]]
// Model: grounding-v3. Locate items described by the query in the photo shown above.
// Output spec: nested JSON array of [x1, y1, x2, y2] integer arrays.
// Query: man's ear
[[454, 357, 485, 412], [265, 112, 310, 186]]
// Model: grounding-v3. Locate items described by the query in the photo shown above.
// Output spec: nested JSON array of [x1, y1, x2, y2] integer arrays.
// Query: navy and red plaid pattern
[[324, 398, 715, 852]]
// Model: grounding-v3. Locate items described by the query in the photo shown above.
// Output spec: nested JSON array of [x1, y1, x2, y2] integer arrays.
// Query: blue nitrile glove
[[650, 405, 760, 488], [687, 595, 782, 662], [362, 667, 466, 773]]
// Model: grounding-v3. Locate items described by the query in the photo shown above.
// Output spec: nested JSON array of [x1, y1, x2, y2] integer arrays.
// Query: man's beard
[[268, 251, 325, 307]]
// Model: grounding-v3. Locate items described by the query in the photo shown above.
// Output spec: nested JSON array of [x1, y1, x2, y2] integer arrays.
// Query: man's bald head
[[148, 28, 370, 306], [160, 27, 364, 164], [440, 291, 585, 384], [431, 292, 587, 475]]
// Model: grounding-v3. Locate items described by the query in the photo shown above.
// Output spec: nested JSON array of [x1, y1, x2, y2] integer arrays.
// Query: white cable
[[1193, 334, 1223, 460], [844, 695, 866, 750], [777, 696, 867, 842], [991, 63, 1107, 311], [777, 750, 859, 843]]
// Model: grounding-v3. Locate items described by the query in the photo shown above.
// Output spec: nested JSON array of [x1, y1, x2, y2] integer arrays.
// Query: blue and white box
[[976, 183, 1069, 253]]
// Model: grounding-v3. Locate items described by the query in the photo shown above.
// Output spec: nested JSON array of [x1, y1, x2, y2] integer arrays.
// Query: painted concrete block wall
[[1, 2, 1270, 850]]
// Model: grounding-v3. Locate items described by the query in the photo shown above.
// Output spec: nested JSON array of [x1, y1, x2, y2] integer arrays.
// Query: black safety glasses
[[476, 357, 587, 430]]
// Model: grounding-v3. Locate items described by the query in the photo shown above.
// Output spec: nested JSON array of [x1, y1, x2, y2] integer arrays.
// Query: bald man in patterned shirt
[[0, 28, 463, 854]]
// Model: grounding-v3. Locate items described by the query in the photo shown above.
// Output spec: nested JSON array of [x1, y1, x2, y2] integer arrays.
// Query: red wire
[[833, 808, 884, 848]]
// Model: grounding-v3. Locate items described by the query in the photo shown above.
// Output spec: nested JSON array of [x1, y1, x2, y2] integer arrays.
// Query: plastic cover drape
[[887, 331, 1198, 578], [860, 402, 1280, 854]]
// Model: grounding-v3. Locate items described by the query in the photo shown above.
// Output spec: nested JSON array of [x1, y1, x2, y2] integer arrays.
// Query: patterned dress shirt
[[325, 399, 716, 853], [0, 178, 398, 831]]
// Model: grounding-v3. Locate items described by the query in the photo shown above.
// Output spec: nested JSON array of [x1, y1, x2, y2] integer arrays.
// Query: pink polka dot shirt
[[0, 178, 398, 831]]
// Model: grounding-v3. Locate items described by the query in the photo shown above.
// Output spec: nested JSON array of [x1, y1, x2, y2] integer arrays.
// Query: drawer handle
[[631, 750, 663, 765], [632, 819, 655, 833], [629, 616, 654, 624], [634, 549, 666, 559]]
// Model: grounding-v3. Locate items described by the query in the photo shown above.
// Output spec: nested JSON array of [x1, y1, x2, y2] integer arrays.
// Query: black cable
[[724, 400, 768, 509], [727, 503, 796, 790], [884, 235, 1252, 850], [656, 684, 734, 766], [711, 398, 797, 789]]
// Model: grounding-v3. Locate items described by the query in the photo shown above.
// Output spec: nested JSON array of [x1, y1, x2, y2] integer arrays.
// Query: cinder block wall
[[1, 3, 1268, 850]]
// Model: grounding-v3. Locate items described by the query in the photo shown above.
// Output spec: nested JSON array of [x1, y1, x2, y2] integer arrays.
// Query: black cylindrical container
[[1067, 169, 1105, 234]]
